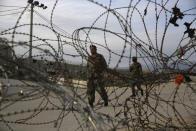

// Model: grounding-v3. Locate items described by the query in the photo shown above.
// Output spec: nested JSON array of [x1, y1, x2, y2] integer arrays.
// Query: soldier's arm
[[86, 57, 92, 79], [129, 64, 133, 72], [87, 56, 95, 67], [87, 58, 89, 68], [139, 64, 143, 76], [101, 55, 107, 70]]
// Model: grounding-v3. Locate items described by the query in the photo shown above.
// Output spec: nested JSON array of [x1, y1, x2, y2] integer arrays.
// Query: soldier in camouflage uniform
[[129, 57, 144, 97], [87, 45, 108, 108]]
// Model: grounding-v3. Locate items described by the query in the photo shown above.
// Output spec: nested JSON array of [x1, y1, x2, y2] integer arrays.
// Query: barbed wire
[[0, 0, 196, 130]]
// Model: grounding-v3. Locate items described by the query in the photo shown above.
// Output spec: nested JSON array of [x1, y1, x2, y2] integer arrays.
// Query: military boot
[[104, 101, 108, 107]]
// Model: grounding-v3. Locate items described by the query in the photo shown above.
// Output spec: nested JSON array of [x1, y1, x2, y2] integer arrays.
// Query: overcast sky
[[0, 0, 195, 68]]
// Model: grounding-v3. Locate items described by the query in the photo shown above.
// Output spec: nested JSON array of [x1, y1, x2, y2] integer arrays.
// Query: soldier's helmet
[[132, 56, 137, 62]]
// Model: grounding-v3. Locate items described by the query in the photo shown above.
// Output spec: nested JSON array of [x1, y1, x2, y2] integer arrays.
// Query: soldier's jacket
[[87, 53, 107, 79], [129, 62, 143, 79]]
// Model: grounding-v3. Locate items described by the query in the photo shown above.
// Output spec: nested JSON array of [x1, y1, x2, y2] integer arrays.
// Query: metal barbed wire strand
[[0, 0, 196, 130]]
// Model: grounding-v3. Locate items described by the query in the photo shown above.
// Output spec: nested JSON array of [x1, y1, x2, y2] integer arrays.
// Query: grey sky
[[0, 0, 195, 68]]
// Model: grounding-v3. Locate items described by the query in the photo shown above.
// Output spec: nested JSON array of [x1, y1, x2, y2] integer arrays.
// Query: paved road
[[0, 78, 195, 131]]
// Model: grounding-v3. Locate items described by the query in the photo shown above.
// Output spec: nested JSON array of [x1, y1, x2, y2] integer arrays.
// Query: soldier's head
[[132, 56, 137, 63], [90, 45, 97, 55]]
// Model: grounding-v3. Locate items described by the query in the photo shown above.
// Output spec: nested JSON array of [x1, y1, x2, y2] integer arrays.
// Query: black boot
[[131, 93, 136, 97], [131, 87, 136, 97], [104, 101, 108, 107], [141, 89, 144, 96]]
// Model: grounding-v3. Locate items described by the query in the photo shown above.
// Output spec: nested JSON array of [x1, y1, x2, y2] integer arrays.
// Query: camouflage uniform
[[129, 62, 143, 96], [87, 53, 108, 107]]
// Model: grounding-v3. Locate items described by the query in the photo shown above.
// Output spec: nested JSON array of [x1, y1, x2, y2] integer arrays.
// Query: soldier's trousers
[[87, 78, 108, 106], [131, 81, 143, 96]]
